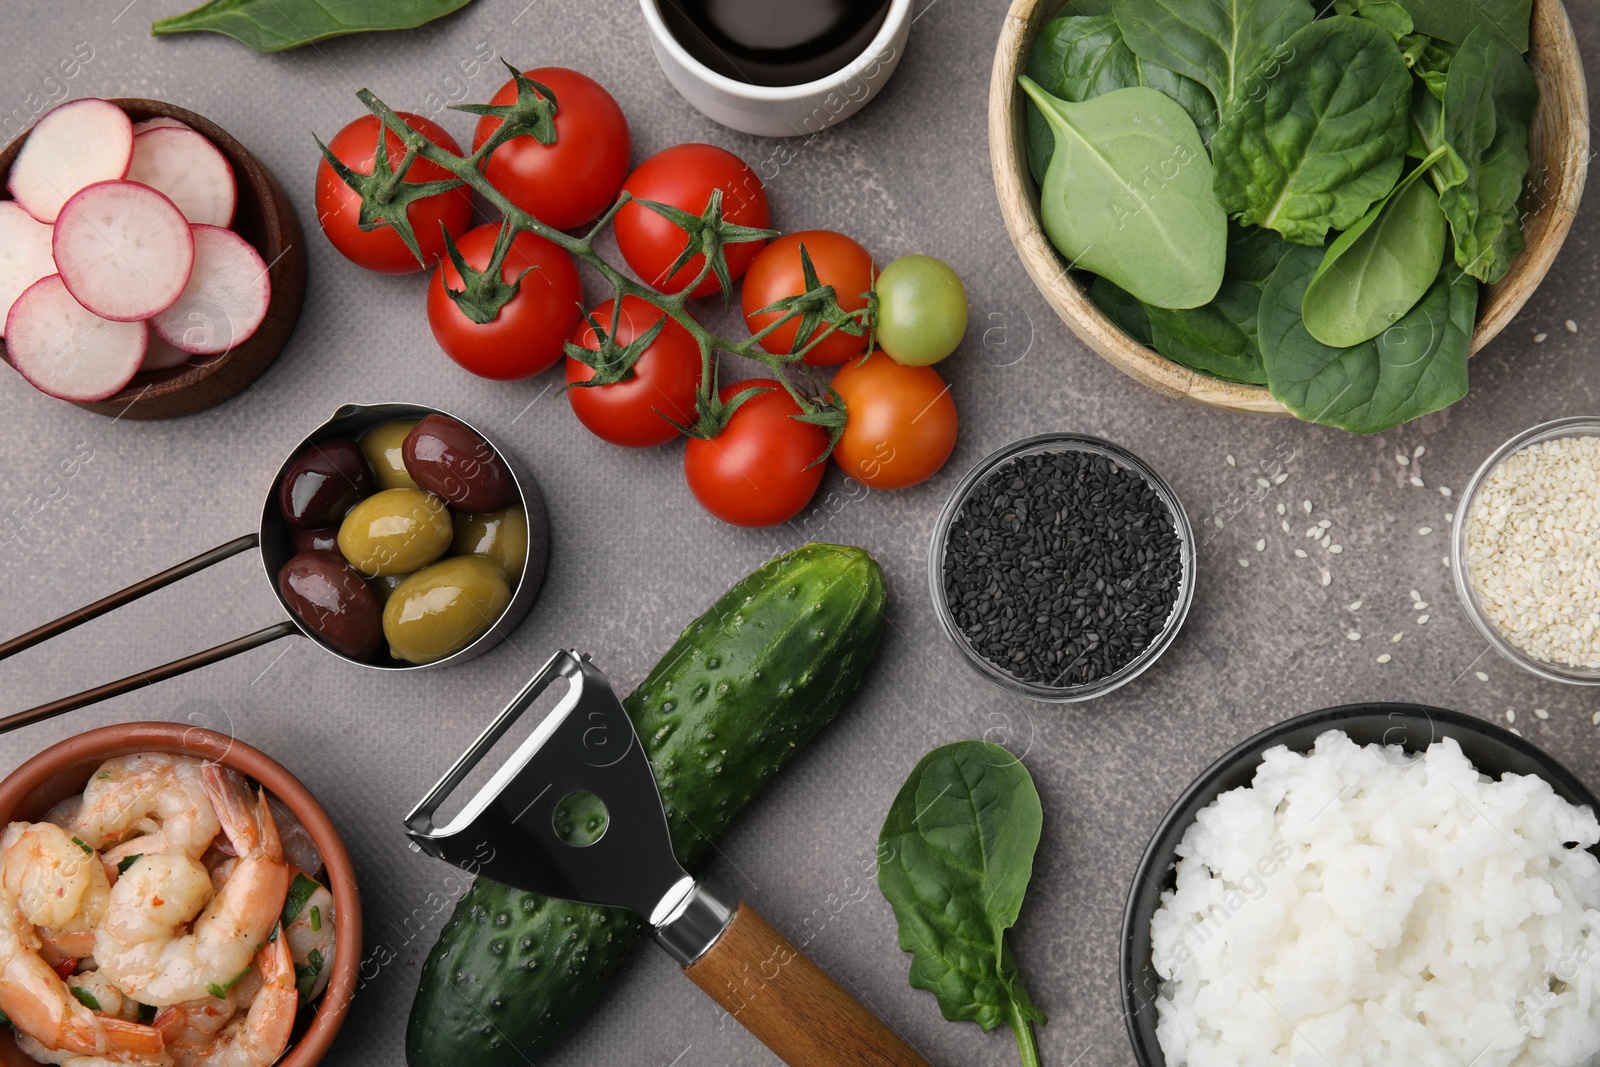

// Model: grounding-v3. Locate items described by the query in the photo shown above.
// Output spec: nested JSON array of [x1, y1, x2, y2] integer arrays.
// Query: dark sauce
[[659, 0, 892, 87]]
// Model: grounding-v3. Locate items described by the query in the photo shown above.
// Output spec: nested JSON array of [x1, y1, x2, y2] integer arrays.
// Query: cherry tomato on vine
[[831, 352, 958, 490], [315, 112, 473, 274], [615, 144, 770, 299], [473, 67, 631, 231], [566, 296, 703, 448], [684, 384, 826, 527], [427, 223, 583, 380], [742, 230, 875, 366], [875, 255, 968, 366]]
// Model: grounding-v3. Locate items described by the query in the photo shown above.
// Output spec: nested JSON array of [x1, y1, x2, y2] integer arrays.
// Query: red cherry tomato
[[473, 67, 631, 231], [742, 230, 875, 366], [831, 352, 958, 490], [566, 296, 703, 448], [684, 383, 826, 527], [315, 112, 473, 274], [426, 223, 583, 380], [614, 144, 769, 299]]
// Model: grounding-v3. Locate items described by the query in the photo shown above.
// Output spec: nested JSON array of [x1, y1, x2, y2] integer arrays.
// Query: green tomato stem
[[1009, 999, 1043, 1067]]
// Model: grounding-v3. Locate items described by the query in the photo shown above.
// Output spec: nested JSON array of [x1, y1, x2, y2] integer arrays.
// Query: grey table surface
[[2, 2, 1598, 1065]]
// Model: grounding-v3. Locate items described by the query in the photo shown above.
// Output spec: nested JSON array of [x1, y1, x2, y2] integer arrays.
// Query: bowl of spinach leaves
[[989, 0, 1588, 433]]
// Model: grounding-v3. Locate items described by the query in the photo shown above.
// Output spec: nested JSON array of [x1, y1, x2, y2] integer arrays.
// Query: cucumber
[[406, 543, 887, 1066]]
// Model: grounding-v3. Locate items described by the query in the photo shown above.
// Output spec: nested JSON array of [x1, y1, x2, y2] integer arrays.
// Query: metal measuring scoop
[[404, 650, 932, 1067]]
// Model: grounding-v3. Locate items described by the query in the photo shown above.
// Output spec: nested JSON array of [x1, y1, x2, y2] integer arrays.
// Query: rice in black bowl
[[941, 449, 1183, 688]]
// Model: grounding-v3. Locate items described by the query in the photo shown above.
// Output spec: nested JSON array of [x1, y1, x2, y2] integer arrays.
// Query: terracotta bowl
[[0, 723, 359, 1067], [0, 98, 307, 420], [989, 0, 1591, 416]]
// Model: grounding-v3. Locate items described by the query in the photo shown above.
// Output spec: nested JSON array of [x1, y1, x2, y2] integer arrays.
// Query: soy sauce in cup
[[658, 0, 893, 86]]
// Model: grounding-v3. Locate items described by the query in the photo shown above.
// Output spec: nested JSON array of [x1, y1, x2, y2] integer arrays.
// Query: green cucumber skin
[[406, 544, 887, 1066]]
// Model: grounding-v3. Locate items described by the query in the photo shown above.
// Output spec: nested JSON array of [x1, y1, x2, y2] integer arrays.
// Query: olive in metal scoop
[[405, 649, 932, 1067]]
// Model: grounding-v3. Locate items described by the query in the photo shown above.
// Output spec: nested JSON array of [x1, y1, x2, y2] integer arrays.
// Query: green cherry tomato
[[874, 255, 968, 366]]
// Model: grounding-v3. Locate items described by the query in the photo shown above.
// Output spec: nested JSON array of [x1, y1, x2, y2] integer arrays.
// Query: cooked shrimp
[[280, 870, 335, 1003], [94, 768, 289, 1007], [0, 890, 163, 1059], [169, 939, 294, 1067], [72, 755, 220, 860], [64, 970, 140, 1024], [1, 823, 110, 964], [15, 1031, 172, 1066]]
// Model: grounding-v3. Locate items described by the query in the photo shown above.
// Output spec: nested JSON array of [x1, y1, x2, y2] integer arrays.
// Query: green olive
[[451, 506, 528, 582], [382, 556, 512, 664], [359, 420, 419, 491], [337, 488, 452, 577]]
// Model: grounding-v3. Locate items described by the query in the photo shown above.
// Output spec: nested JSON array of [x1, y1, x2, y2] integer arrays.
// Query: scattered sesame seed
[[1376, 653, 1392, 664], [1307, 526, 1323, 538], [1419, 526, 1433, 535], [1535, 332, 1548, 342], [1414, 446, 1425, 458], [1476, 671, 1489, 682], [1273, 472, 1288, 484], [1349, 601, 1363, 611], [1318, 519, 1332, 529], [1320, 571, 1332, 587], [1303, 500, 1313, 514], [1226, 454, 1237, 466], [1281, 520, 1292, 533], [1415, 601, 1429, 611], [1565, 319, 1578, 333], [1397, 454, 1411, 466], [1410, 590, 1422, 601], [1277, 503, 1287, 515], [1534, 707, 1550, 720], [1329, 544, 1343, 554], [1295, 548, 1308, 558], [1511, 727, 1523, 737], [1393, 632, 1405, 643], [1446, 513, 1454, 523], [1418, 614, 1430, 624], [1440, 486, 1453, 498], [1410, 476, 1425, 488], [1255, 539, 1267, 552], [1214, 516, 1225, 529], [1348, 632, 1361, 641], [1507, 708, 1517, 723], [1592, 711, 1599, 726], [1321, 535, 1333, 549], [1239, 559, 1250, 568], [1257, 477, 1271, 489]]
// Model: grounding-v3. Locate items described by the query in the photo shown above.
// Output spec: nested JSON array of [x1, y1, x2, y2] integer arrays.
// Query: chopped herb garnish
[[117, 854, 144, 875], [96, 771, 112, 780], [70, 836, 92, 855], [206, 983, 227, 999], [281, 872, 321, 927], [70, 986, 101, 1011], [310, 906, 321, 932], [294, 948, 325, 1001]]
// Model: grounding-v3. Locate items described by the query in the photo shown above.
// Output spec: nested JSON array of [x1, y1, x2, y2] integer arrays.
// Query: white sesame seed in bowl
[[1452, 417, 1600, 686]]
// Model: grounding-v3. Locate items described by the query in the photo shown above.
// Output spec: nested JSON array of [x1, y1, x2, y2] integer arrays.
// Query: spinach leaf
[[1112, 0, 1314, 116], [152, 0, 475, 52], [1335, 0, 1414, 40], [1211, 17, 1412, 246], [1390, 0, 1531, 53], [1091, 276, 1154, 346], [1021, 79, 1227, 309], [1399, 32, 1457, 100], [1302, 150, 1448, 347], [1433, 27, 1539, 284], [1260, 243, 1476, 432], [1024, 15, 1216, 184], [878, 741, 1046, 1065], [1061, 0, 1115, 13]]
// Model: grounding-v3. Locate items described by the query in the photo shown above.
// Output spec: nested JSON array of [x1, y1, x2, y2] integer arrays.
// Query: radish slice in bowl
[[53, 180, 194, 321], [5, 274, 147, 401], [127, 126, 236, 228], [0, 202, 55, 335], [132, 116, 190, 134], [141, 333, 195, 371], [150, 225, 271, 355], [6, 99, 133, 224]]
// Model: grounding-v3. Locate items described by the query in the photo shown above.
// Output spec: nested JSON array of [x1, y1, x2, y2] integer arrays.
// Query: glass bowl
[[1450, 415, 1600, 686], [928, 432, 1196, 702]]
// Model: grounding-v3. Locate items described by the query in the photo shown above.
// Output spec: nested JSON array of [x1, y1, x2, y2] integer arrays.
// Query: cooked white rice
[[1150, 731, 1600, 1067]]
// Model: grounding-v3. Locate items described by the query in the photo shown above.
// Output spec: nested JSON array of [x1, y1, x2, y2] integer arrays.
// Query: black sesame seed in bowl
[[929, 433, 1195, 702]]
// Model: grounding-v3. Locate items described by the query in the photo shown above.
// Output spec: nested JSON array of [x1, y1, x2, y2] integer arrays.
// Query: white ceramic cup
[[639, 0, 912, 138]]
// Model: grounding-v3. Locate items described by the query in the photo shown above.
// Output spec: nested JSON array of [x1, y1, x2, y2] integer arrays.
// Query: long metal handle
[[0, 620, 300, 735], [0, 534, 261, 661]]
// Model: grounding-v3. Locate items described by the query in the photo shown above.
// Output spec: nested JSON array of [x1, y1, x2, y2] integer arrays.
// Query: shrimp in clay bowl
[[0, 722, 359, 1067]]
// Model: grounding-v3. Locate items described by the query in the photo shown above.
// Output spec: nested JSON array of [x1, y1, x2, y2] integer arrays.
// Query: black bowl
[[1120, 703, 1600, 1066]]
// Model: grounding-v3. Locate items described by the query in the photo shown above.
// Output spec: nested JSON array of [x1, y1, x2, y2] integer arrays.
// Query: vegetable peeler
[[404, 649, 931, 1067]]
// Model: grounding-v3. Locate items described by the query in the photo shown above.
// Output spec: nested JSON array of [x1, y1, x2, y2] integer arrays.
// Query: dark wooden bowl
[[0, 98, 307, 420]]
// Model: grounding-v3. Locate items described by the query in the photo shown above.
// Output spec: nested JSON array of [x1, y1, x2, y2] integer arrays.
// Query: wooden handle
[[683, 901, 931, 1067]]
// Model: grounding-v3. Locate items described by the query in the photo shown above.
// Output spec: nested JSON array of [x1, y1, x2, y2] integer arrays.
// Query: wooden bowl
[[0, 723, 360, 1066], [989, 0, 1590, 416], [0, 99, 307, 420]]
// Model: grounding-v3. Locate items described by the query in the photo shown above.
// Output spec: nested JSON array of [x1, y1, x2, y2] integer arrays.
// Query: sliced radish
[[6, 275, 147, 401], [0, 202, 55, 336], [126, 127, 236, 228], [132, 116, 190, 134], [6, 99, 133, 224], [53, 180, 194, 321], [141, 333, 194, 371], [151, 225, 270, 354]]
